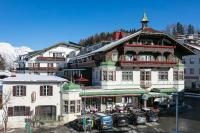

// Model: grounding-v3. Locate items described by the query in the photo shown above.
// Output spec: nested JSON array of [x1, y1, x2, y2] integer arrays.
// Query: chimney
[[112, 32, 124, 41]]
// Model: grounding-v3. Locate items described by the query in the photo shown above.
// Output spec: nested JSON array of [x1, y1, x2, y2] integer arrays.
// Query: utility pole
[[173, 93, 182, 133]]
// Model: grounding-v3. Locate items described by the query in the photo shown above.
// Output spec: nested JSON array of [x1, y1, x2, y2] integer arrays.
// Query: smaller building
[[2, 74, 67, 128], [16, 42, 81, 76], [183, 44, 200, 90]]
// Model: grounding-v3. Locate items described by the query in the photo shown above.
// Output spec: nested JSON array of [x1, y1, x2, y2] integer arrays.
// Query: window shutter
[[40, 86, 43, 96], [23, 86, 26, 96], [49, 86, 53, 96], [8, 107, 14, 116], [100, 71, 102, 81], [13, 86, 16, 96], [25, 106, 30, 116]]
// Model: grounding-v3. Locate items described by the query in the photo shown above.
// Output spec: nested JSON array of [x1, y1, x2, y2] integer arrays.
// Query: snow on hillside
[[0, 42, 33, 69]]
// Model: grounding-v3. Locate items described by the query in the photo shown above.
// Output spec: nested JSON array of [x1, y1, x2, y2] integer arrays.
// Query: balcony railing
[[77, 60, 97, 68], [28, 67, 59, 72], [140, 80, 152, 88], [125, 44, 176, 49], [124, 44, 176, 53], [36, 57, 65, 61], [119, 60, 177, 68]]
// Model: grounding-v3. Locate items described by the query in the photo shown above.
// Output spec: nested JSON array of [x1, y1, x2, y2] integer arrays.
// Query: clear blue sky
[[0, 0, 199, 50]]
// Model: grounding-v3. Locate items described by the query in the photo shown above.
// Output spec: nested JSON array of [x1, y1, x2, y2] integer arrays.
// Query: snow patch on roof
[[3, 74, 67, 83]]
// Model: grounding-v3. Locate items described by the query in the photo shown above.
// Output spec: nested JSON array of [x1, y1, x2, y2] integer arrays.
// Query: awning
[[80, 89, 146, 97], [151, 88, 177, 93], [141, 92, 171, 100]]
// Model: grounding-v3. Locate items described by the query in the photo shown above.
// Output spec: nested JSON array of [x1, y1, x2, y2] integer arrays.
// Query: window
[[182, 59, 185, 64], [102, 70, 115, 81], [47, 63, 53, 67], [47, 72, 54, 76], [199, 68, 200, 74], [28, 63, 32, 67], [34, 63, 40, 67], [125, 52, 133, 61], [64, 101, 68, 113], [95, 71, 98, 79], [103, 71, 107, 81], [122, 71, 133, 81], [199, 58, 200, 64], [140, 71, 151, 81], [8, 106, 30, 116], [158, 71, 168, 81], [108, 71, 114, 81], [77, 100, 81, 113], [70, 101, 75, 113], [40, 85, 53, 96], [53, 53, 62, 57], [112, 51, 118, 61], [173, 70, 184, 80], [13, 86, 26, 96], [190, 58, 194, 64], [190, 68, 194, 74], [34, 72, 40, 75]]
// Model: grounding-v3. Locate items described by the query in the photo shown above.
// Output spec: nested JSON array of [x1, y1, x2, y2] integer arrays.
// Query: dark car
[[128, 111, 146, 125], [112, 113, 129, 127], [72, 118, 93, 131], [142, 108, 159, 122], [146, 111, 159, 122]]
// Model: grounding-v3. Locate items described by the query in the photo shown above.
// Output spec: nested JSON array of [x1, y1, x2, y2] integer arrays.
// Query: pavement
[[6, 97, 200, 133]]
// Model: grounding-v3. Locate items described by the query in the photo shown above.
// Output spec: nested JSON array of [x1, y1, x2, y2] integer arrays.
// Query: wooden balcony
[[28, 67, 59, 72], [140, 81, 152, 88], [119, 60, 177, 68], [124, 44, 176, 53], [36, 56, 65, 61], [77, 60, 97, 68]]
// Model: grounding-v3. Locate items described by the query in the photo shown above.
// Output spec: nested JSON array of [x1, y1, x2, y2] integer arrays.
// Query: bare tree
[[1, 90, 11, 132]]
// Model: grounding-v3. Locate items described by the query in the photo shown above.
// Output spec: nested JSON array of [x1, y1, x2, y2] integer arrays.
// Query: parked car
[[72, 117, 93, 131], [128, 110, 146, 125], [112, 113, 129, 127], [94, 112, 113, 130]]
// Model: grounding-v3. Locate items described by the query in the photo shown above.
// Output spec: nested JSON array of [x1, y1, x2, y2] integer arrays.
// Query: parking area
[[7, 97, 200, 133]]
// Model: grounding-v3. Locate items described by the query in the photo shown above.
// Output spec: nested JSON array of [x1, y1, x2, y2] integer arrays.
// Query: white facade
[[92, 65, 184, 92], [2, 74, 67, 128], [183, 46, 200, 89], [16, 43, 80, 76]]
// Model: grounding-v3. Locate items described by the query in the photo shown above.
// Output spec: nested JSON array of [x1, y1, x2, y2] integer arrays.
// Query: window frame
[[122, 71, 133, 81], [158, 71, 168, 81]]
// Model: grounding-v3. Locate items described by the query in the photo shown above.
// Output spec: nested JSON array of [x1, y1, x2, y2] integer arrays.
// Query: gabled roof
[[72, 28, 194, 60], [27, 41, 81, 59]]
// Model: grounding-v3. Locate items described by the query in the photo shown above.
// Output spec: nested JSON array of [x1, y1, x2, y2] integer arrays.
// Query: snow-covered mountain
[[0, 42, 33, 69]]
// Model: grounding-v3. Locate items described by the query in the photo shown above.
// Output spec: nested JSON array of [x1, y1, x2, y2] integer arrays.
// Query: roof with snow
[[27, 41, 82, 59], [72, 28, 194, 60], [3, 74, 67, 83]]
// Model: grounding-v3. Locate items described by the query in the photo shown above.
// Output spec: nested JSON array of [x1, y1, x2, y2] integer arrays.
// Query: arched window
[[112, 51, 118, 61]]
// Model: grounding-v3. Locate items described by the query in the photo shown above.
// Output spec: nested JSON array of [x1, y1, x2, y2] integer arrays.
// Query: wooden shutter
[[49, 86, 53, 96], [25, 106, 30, 116], [40, 86, 43, 96], [13, 86, 16, 96], [23, 86, 26, 96], [8, 107, 14, 116]]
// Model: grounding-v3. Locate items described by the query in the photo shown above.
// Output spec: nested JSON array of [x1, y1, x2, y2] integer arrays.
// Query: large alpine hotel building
[[2, 12, 194, 127]]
